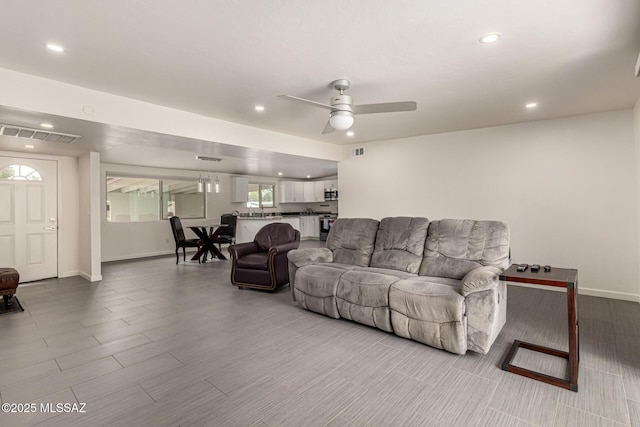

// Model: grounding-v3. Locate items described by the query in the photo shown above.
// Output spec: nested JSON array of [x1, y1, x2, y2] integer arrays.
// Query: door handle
[[43, 226, 57, 231]]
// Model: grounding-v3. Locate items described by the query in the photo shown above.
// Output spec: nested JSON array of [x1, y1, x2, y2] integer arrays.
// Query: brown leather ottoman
[[0, 268, 19, 307]]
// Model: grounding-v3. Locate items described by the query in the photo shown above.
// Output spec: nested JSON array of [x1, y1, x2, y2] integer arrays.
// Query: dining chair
[[212, 213, 237, 250], [169, 217, 203, 264]]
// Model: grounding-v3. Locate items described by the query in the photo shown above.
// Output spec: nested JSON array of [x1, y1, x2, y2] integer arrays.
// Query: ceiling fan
[[278, 79, 417, 134]]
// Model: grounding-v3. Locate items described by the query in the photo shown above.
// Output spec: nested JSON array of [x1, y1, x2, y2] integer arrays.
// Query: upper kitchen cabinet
[[303, 181, 325, 203], [280, 179, 337, 203], [279, 181, 304, 203], [230, 177, 249, 203]]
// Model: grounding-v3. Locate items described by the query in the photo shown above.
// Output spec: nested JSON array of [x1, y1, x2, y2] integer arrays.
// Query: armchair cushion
[[229, 242, 259, 259], [236, 253, 269, 270]]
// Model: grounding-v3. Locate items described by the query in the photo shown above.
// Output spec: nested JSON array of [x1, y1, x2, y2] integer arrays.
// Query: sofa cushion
[[370, 217, 429, 274], [293, 264, 351, 319], [236, 252, 269, 270], [353, 266, 417, 280], [327, 218, 380, 267], [420, 219, 510, 279], [336, 270, 401, 332], [389, 277, 467, 354]]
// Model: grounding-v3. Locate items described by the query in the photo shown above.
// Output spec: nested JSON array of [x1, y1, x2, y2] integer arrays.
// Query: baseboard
[[579, 287, 640, 303], [79, 271, 103, 282], [102, 249, 179, 263], [508, 282, 640, 303], [58, 270, 80, 278]]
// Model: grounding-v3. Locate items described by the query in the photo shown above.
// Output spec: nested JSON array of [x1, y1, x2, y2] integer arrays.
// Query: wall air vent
[[351, 147, 365, 157], [0, 124, 81, 144], [195, 155, 222, 162]]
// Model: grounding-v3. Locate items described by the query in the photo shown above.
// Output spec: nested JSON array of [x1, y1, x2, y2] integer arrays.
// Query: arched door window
[[0, 164, 43, 181]]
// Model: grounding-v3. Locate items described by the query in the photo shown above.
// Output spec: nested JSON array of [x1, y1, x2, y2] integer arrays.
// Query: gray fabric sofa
[[287, 217, 510, 355]]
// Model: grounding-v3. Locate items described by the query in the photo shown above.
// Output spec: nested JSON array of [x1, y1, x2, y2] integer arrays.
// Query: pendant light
[[197, 175, 204, 193]]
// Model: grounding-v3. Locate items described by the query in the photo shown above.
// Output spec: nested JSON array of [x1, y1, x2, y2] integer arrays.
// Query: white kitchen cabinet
[[299, 215, 319, 239], [280, 181, 304, 203], [303, 182, 315, 202], [280, 217, 300, 231], [230, 177, 249, 203], [324, 180, 338, 190], [303, 181, 325, 202], [236, 218, 280, 243]]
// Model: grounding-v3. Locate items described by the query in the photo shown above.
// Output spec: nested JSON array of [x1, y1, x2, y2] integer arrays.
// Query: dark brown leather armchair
[[229, 222, 300, 291]]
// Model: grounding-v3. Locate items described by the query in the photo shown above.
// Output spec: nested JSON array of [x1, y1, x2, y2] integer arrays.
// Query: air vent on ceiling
[[0, 124, 81, 144], [195, 155, 222, 162], [351, 147, 365, 157]]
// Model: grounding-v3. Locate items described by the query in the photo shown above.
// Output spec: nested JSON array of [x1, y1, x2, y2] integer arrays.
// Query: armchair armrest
[[287, 247, 333, 268], [461, 266, 503, 297], [269, 240, 300, 257], [228, 242, 259, 259]]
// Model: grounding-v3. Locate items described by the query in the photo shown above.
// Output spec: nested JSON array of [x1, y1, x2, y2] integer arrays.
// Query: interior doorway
[[0, 157, 58, 282]]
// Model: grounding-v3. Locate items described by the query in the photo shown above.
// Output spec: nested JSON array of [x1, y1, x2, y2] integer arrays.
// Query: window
[[106, 175, 205, 222], [0, 164, 43, 181], [247, 183, 274, 208]]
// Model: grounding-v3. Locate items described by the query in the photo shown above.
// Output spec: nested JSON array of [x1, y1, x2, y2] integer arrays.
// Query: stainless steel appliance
[[324, 189, 338, 201], [319, 215, 337, 241]]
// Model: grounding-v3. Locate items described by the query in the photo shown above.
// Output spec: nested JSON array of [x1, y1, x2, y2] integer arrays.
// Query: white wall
[[0, 67, 341, 162], [635, 97, 640, 299], [339, 109, 639, 302], [78, 152, 102, 281]]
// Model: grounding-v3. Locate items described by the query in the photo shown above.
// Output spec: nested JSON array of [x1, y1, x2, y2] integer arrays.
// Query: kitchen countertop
[[238, 214, 338, 220], [237, 215, 284, 220]]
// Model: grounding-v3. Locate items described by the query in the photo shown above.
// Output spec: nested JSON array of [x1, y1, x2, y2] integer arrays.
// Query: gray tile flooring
[[0, 248, 639, 426]]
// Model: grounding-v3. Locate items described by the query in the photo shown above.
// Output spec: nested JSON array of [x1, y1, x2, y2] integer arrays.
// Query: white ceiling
[[0, 0, 639, 178]]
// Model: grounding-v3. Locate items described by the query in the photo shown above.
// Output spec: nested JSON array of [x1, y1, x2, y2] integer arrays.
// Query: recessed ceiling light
[[278, 172, 283, 176], [40, 123, 54, 129], [255, 105, 265, 112], [479, 33, 502, 44], [46, 43, 65, 53], [25, 144, 35, 149], [306, 175, 311, 179], [346, 131, 354, 137], [526, 102, 538, 108]]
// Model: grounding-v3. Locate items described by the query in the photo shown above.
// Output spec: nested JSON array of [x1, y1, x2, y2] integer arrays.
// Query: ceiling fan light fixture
[[329, 111, 354, 130]]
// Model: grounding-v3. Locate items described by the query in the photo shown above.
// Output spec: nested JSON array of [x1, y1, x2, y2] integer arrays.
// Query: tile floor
[[0, 246, 638, 426]]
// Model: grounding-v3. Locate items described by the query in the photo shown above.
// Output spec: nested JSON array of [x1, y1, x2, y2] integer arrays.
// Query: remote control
[[531, 264, 540, 272], [544, 265, 551, 272], [516, 263, 528, 272]]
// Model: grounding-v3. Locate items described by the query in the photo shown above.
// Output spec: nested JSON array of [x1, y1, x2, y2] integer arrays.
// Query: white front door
[[0, 157, 58, 282]]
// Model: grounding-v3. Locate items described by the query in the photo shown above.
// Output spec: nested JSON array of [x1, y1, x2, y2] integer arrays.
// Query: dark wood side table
[[500, 265, 579, 392]]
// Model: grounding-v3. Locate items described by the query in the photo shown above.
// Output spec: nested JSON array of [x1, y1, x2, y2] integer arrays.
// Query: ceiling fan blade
[[277, 95, 333, 110], [352, 101, 417, 115], [321, 120, 335, 134]]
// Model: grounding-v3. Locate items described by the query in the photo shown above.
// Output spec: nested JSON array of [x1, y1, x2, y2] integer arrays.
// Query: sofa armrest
[[287, 247, 333, 268], [461, 266, 503, 297], [229, 242, 259, 259]]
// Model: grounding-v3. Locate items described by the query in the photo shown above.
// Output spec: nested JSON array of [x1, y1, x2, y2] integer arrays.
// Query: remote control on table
[[531, 264, 540, 272], [516, 263, 528, 272]]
